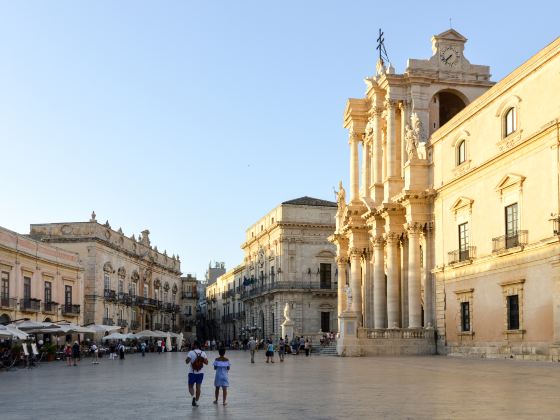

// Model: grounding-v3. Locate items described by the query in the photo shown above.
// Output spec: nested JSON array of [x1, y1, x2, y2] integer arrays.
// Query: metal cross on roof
[[376, 28, 390, 66]]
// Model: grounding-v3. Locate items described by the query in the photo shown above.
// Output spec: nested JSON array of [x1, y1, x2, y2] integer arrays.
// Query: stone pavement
[[0, 350, 559, 419]]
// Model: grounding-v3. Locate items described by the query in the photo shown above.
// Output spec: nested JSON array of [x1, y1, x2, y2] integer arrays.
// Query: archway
[[429, 90, 468, 133], [0, 313, 10, 325]]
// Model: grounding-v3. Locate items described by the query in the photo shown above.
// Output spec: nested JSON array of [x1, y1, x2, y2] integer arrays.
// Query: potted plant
[[41, 343, 57, 362]]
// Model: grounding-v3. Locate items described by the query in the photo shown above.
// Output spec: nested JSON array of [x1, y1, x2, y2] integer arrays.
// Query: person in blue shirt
[[213, 348, 231, 406]]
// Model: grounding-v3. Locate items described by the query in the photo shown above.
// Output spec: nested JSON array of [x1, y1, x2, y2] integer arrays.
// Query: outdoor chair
[[21, 343, 33, 368]]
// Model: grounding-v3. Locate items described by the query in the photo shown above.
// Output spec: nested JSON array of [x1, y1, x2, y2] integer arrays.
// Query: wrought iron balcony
[[102, 317, 114, 326], [117, 292, 131, 305], [154, 323, 162, 330], [492, 230, 528, 253], [104, 289, 116, 301], [61, 304, 80, 315], [20, 298, 41, 312], [448, 246, 476, 265], [0, 296, 17, 309], [240, 281, 337, 299], [182, 291, 197, 299], [42, 301, 59, 314], [119, 320, 128, 328]]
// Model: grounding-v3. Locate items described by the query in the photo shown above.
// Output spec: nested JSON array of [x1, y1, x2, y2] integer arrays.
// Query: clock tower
[[431, 29, 467, 70]]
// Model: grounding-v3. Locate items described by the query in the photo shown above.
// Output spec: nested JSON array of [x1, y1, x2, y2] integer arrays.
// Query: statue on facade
[[405, 113, 424, 161], [336, 180, 346, 208], [283, 302, 292, 323]]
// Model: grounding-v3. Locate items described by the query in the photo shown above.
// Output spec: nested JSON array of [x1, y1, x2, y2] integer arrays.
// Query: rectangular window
[[505, 203, 519, 248], [458, 222, 469, 261], [118, 279, 124, 295], [104, 273, 111, 291], [507, 295, 520, 330], [24, 276, 31, 301], [65, 285, 72, 307], [460, 302, 470, 332], [1, 271, 9, 299], [44, 281, 52, 303], [320, 263, 332, 289]]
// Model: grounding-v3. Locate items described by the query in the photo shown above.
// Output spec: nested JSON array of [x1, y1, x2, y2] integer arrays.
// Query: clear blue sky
[[1, 1, 558, 278]]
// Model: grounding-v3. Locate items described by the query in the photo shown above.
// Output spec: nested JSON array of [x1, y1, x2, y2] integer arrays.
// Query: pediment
[[434, 29, 467, 43], [450, 196, 474, 213], [316, 250, 335, 258], [495, 173, 525, 192]]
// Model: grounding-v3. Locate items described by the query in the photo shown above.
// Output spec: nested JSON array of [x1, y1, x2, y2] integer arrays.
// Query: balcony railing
[[20, 298, 41, 312], [102, 317, 114, 326], [182, 292, 197, 299], [0, 296, 17, 309], [139, 297, 158, 308], [130, 320, 139, 330], [240, 281, 336, 299], [42, 301, 59, 314], [448, 246, 476, 265], [154, 323, 162, 330], [104, 289, 116, 301], [492, 230, 528, 253], [61, 304, 80, 315], [117, 292, 131, 305], [118, 320, 128, 328], [163, 324, 170, 331]]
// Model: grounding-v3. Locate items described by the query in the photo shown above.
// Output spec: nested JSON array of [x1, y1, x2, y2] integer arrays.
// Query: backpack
[[191, 350, 204, 371]]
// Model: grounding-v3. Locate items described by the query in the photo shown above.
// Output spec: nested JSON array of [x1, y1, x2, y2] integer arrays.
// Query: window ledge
[[493, 245, 524, 257], [497, 129, 524, 152], [504, 329, 525, 339], [448, 259, 474, 268], [458, 331, 474, 336]]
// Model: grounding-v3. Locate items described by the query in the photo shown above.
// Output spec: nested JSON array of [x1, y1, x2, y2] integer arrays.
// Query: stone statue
[[405, 113, 424, 161], [345, 285, 353, 308], [283, 302, 292, 323], [336, 180, 346, 208]]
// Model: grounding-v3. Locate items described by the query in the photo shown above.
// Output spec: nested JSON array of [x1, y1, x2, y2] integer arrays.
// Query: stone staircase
[[317, 342, 338, 356]]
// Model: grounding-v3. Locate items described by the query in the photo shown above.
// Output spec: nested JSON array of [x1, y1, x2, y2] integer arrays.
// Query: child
[[213, 348, 230, 406]]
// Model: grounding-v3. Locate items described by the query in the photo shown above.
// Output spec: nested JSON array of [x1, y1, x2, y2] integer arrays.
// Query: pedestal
[[281, 320, 295, 341], [337, 312, 361, 357]]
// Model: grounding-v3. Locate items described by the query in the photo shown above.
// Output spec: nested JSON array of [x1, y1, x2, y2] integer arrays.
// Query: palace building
[[333, 29, 560, 361], [30, 213, 182, 333]]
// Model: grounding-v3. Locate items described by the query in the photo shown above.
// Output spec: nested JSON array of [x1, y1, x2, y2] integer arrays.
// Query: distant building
[[179, 274, 198, 339], [205, 261, 225, 285], [30, 213, 182, 333], [0, 226, 83, 325]]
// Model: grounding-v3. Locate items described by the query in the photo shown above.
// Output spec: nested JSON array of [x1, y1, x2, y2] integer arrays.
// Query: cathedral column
[[337, 256, 348, 318], [399, 101, 410, 176], [407, 223, 423, 328], [362, 138, 371, 198], [400, 235, 409, 329], [349, 248, 363, 324], [362, 249, 373, 328], [371, 108, 383, 204], [373, 236, 386, 329], [386, 100, 397, 178], [385, 232, 400, 328], [423, 223, 434, 327], [349, 131, 361, 203]]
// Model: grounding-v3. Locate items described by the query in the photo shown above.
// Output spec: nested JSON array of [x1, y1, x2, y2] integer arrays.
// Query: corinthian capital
[[371, 235, 386, 247], [405, 222, 424, 235], [384, 99, 398, 110], [384, 231, 401, 244], [349, 130, 364, 142]]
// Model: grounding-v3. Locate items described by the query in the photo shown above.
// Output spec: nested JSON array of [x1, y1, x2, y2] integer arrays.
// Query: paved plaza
[[1, 351, 559, 419]]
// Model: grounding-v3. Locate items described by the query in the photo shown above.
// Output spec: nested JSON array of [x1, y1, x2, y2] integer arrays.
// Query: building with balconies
[[179, 274, 199, 339], [30, 212, 182, 333], [333, 29, 560, 360], [0, 225, 83, 325], [239, 197, 338, 340]]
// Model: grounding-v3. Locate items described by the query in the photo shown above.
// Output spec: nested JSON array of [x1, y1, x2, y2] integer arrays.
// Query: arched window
[[505, 107, 517, 137], [457, 140, 466, 165]]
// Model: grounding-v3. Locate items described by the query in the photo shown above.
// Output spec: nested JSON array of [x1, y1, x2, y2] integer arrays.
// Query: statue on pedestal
[[283, 302, 292, 323], [345, 285, 353, 309], [405, 113, 424, 161]]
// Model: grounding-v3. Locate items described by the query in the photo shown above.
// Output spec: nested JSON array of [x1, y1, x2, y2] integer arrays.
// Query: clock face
[[440, 46, 459, 67]]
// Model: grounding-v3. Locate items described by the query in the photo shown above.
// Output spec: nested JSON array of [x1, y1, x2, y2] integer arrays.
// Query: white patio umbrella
[[0, 325, 29, 340], [88, 324, 122, 334], [152, 330, 167, 337], [11, 320, 56, 333], [178, 333, 184, 350], [124, 333, 137, 340], [135, 330, 159, 339], [102, 332, 126, 341], [53, 323, 96, 334], [165, 333, 172, 351]]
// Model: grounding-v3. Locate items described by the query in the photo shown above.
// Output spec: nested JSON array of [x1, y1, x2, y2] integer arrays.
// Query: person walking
[[118, 341, 125, 360], [299, 336, 305, 354], [71, 341, 80, 366], [278, 338, 285, 362], [304, 338, 311, 357], [109, 343, 116, 360], [213, 348, 231, 406], [248, 337, 256, 363], [186, 341, 208, 407], [91, 343, 99, 364], [156, 339, 162, 354], [265, 340, 275, 363], [64, 343, 73, 366], [140, 341, 146, 357]]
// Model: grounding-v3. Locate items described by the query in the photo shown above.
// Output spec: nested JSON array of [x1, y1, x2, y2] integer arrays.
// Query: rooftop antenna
[[376, 28, 390, 67]]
